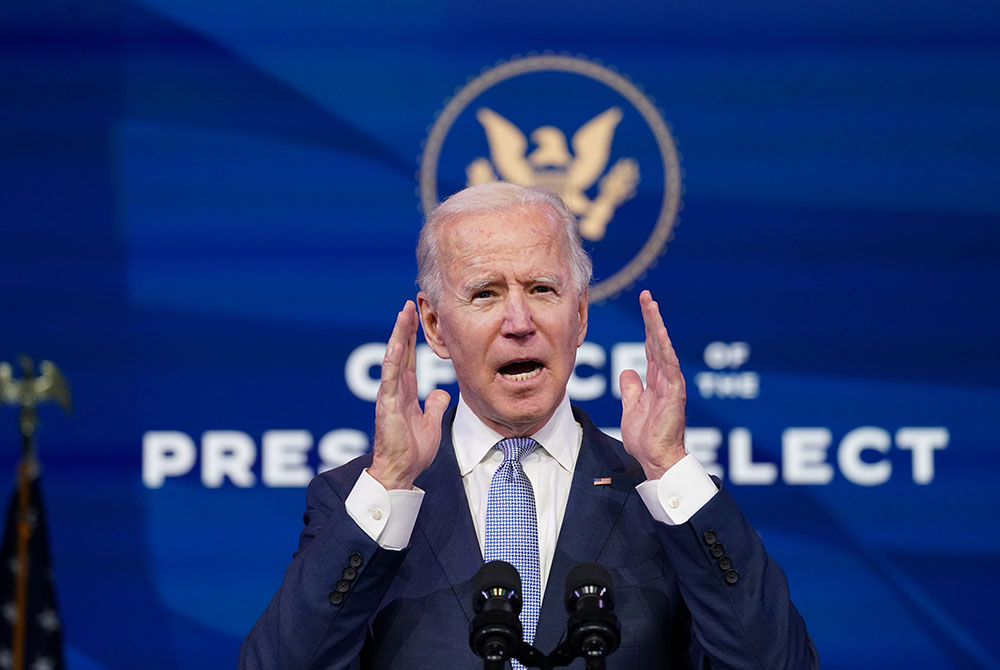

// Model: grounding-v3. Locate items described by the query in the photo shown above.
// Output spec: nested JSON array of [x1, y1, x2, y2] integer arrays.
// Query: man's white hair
[[416, 182, 593, 305]]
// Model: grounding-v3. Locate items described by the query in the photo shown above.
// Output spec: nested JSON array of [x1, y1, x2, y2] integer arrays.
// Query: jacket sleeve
[[655, 483, 819, 670], [239, 466, 407, 670]]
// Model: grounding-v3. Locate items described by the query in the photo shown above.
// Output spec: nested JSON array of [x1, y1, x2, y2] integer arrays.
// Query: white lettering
[[694, 372, 759, 399], [318, 429, 370, 473], [896, 427, 949, 484], [838, 427, 891, 486], [345, 343, 386, 402], [729, 428, 777, 484], [202, 431, 257, 488], [262, 430, 313, 487], [610, 343, 646, 399], [568, 342, 607, 401], [704, 341, 750, 369], [782, 428, 833, 484], [684, 428, 723, 479], [142, 431, 197, 488]]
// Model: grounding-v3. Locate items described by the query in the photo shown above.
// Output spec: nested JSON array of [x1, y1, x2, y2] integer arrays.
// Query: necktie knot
[[495, 437, 540, 464]]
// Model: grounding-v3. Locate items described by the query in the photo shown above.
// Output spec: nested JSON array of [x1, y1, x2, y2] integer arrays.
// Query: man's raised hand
[[369, 301, 451, 490], [619, 290, 688, 481]]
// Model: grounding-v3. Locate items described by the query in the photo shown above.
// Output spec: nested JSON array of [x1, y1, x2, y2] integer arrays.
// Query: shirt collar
[[452, 392, 579, 476]]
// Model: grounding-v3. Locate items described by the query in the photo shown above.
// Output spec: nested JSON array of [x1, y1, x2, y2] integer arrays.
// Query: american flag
[[0, 465, 65, 670]]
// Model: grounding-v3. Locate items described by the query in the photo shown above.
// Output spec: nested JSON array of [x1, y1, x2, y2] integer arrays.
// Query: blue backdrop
[[2, 1, 999, 668]]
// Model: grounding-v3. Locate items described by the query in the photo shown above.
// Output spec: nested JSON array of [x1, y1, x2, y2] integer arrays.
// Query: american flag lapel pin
[[593, 477, 612, 486]]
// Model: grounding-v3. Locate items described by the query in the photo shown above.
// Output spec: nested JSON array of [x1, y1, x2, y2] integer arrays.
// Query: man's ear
[[417, 292, 451, 360], [576, 287, 589, 347]]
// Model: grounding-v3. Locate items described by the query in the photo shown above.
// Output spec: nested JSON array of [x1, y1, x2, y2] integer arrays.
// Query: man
[[240, 183, 817, 669]]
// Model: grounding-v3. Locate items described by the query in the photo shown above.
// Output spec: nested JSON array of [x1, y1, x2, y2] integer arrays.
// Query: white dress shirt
[[345, 394, 718, 596], [451, 393, 579, 596]]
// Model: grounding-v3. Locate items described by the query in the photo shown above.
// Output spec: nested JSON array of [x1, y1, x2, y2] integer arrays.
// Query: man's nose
[[500, 294, 535, 338]]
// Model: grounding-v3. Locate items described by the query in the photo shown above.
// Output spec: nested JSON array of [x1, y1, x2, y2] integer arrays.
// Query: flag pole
[[0, 357, 71, 670], [13, 411, 36, 670]]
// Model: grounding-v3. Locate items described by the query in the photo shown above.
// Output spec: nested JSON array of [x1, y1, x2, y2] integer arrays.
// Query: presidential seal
[[419, 54, 681, 303]]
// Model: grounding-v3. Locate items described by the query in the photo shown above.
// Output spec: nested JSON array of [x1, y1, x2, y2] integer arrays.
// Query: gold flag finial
[[1, 356, 72, 449]]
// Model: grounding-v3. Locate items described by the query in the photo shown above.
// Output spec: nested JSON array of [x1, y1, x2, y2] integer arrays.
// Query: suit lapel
[[533, 408, 636, 651], [413, 407, 483, 624], [409, 406, 637, 643]]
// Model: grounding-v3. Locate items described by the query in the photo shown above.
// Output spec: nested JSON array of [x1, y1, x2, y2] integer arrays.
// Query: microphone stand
[[509, 640, 608, 670], [535, 641, 575, 669], [513, 642, 549, 669]]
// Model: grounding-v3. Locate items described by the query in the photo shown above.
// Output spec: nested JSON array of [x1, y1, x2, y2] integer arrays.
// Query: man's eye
[[533, 285, 553, 294], [474, 290, 494, 299]]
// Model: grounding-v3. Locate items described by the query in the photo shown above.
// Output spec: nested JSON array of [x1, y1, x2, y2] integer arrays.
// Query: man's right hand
[[369, 300, 451, 490]]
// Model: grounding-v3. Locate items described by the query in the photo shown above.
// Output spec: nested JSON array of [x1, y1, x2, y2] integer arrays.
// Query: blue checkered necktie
[[484, 437, 541, 665]]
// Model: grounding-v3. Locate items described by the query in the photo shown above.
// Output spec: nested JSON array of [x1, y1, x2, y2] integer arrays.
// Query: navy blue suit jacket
[[240, 407, 817, 669]]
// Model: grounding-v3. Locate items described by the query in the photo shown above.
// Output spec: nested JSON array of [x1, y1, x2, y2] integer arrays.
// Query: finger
[[655, 320, 684, 388], [423, 389, 451, 425], [640, 291, 667, 369], [387, 302, 413, 353], [637, 292, 661, 389], [644, 349, 660, 392], [641, 291, 683, 388], [403, 300, 418, 373], [619, 369, 643, 408], [381, 304, 412, 395], [640, 290, 656, 356], [641, 291, 668, 356]]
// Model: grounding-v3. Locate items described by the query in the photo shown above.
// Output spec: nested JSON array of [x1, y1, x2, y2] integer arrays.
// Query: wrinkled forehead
[[437, 203, 570, 260]]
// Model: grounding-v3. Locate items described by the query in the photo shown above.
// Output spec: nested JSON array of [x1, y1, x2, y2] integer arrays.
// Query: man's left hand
[[619, 290, 688, 480]]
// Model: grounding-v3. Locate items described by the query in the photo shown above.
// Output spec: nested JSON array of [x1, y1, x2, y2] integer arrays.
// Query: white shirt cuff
[[344, 469, 424, 550], [636, 454, 718, 526]]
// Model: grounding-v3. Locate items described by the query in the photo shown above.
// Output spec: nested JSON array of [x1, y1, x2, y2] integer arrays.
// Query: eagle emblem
[[466, 107, 640, 241]]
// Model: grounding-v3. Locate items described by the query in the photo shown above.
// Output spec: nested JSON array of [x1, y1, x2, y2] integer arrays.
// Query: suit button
[[336, 579, 352, 593], [349, 553, 363, 568], [329, 591, 344, 605], [342, 566, 357, 580], [710, 543, 725, 558], [725, 569, 740, 585], [703, 531, 717, 546], [718, 556, 732, 571]]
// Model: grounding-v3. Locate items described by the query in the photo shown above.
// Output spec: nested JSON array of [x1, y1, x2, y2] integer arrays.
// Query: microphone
[[470, 560, 524, 669], [564, 563, 620, 668]]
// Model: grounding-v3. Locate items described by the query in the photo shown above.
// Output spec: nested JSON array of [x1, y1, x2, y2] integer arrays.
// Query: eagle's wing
[[38, 360, 72, 413], [566, 107, 624, 191], [0, 362, 13, 404], [476, 108, 534, 185]]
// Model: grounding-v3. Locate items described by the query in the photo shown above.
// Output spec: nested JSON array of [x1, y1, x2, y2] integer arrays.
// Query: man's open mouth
[[498, 360, 543, 382]]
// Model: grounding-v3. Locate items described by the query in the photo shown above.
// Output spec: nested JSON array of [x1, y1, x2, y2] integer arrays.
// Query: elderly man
[[240, 183, 817, 669]]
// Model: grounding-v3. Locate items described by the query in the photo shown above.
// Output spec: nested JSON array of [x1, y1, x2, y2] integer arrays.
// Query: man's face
[[418, 205, 588, 437]]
